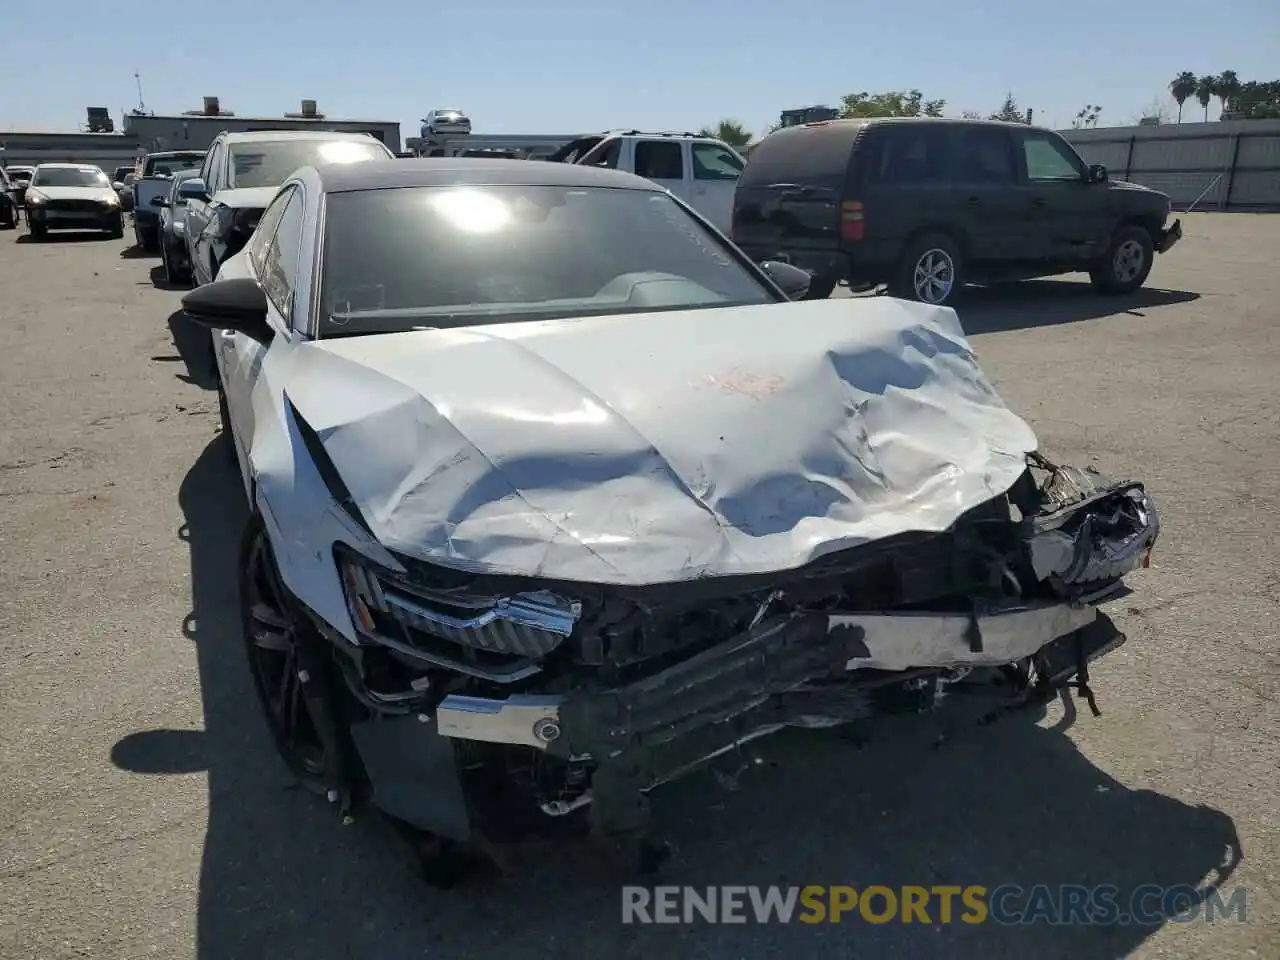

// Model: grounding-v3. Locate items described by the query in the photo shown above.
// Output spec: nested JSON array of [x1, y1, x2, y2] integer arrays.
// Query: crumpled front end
[[310, 451, 1159, 845]]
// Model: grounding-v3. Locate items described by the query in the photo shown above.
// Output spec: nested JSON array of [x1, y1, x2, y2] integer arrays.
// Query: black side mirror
[[759, 260, 812, 300], [181, 278, 274, 344], [1089, 163, 1108, 183]]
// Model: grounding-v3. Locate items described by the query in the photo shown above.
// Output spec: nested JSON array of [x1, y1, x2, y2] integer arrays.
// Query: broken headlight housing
[[336, 547, 582, 664]]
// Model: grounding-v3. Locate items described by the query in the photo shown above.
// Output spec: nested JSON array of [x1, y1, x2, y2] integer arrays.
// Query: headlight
[[25, 190, 46, 205], [337, 549, 580, 659], [102, 194, 120, 207]]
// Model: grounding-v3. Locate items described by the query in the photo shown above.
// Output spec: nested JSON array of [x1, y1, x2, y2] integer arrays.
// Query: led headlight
[[338, 551, 580, 659]]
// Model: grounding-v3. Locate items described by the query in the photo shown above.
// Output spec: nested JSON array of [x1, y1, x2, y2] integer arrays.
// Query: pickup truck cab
[[132, 150, 207, 251], [549, 131, 745, 235]]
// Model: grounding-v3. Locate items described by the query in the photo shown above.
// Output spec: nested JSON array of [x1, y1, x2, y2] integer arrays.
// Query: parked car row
[[155, 132, 1162, 881]]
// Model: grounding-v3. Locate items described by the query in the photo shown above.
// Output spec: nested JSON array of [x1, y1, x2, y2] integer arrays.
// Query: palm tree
[[1216, 70, 1242, 117], [1195, 75, 1217, 121], [1169, 71, 1197, 123], [697, 120, 752, 148]]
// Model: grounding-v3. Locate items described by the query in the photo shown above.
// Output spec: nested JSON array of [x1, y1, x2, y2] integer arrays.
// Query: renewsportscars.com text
[[621, 884, 1247, 926]]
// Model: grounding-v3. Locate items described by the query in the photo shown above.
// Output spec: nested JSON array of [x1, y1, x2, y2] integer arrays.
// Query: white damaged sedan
[[181, 159, 1160, 873]]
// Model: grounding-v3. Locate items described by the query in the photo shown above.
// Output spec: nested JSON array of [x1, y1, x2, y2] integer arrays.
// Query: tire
[[0, 203, 14, 230], [108, 215, 124, 240], [1089, 224, 1154, 295], [162, 241, 174, 284], [29, 220, 46, 241], [801, 275, 838, 301], [238, 513, 352, 795], [890, 233, 964, 306], [139, 223, 158, 252]]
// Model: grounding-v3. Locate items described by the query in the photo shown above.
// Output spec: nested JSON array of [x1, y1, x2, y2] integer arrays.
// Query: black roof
[[310, 158, 660, 194]]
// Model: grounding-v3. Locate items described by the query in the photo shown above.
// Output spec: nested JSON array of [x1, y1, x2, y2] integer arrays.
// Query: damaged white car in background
[[181, 158, 1160, 878]]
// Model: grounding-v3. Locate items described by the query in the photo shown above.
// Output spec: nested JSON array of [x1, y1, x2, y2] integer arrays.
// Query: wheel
[[140, 223, 159, 252], [801, 275, 838, 300], [109, 215, 124, 240], [891, 233, 963, 306], [0, 202, 14, 230], [1089, 225, 1154, 295], [29, 220, 46, 241], [162, 241, 173, 284], [239, 513, 339, 794]]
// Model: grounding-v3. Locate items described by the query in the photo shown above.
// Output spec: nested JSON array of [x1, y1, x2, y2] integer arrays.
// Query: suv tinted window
[[634, 141, 685, 180], [952, 126, 1015, 184], [581, 139, 621, 169], [870, 125, 949, 185], [1020, 131, 1084, 182]]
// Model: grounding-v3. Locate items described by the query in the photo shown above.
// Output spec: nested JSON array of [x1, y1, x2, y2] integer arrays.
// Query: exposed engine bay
[[296, 452, 1158, 849]]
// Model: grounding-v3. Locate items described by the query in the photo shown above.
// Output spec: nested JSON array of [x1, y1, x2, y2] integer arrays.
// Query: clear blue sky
[[6, 0, 1278, 138]]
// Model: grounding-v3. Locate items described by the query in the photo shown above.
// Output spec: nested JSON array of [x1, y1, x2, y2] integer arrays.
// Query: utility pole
[[134, 72, 147, 115]]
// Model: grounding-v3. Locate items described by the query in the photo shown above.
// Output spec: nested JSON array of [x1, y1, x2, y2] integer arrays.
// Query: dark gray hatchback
[[732, 118, 1182, 304]]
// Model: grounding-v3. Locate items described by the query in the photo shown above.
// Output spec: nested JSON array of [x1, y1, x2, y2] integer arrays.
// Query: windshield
[[319, 184, 776, 337], [144, 152, 206, 177], [229, 139, 387, 189], [32, 166, 110, 188]]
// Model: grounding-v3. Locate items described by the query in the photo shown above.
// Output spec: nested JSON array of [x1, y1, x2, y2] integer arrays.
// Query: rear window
[[737, 121, 866, 193], [144, 152, 206, 177], [867, 125, 950, 185], [228, 138, 389, 188]]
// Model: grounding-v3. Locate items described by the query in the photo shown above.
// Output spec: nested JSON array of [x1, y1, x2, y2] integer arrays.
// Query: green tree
[[1215, 70, 1241, 116], [988, 92, 1030, 123], [1072, 104, 1103, 128], [839, 90, 945, 119], [1169, 71, 1197, 123], [1234, 80, 1280, 119], [697, 119, 752, 148], [1195, 75, 1217, 121]]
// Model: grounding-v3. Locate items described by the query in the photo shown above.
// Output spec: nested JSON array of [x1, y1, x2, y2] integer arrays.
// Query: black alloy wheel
[[239, 515, 331, 793]]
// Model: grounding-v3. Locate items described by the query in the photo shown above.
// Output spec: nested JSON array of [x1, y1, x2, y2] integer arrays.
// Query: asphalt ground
[[0, 213, 1277, 959]]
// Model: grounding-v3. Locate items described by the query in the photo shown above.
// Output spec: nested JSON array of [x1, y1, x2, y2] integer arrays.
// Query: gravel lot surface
[[1, 214, 1276, 960]]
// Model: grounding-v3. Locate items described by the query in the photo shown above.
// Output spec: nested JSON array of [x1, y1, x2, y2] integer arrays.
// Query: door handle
[[1031, 197, 1048, 207]]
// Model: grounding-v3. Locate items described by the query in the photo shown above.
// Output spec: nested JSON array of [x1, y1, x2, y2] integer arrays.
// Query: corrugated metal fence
[[1061, 118, 1280, 211]]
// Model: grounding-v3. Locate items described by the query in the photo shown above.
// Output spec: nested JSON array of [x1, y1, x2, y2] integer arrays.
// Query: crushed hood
[[210, 186, 278, 210], [280, 298, 1039, 585], [34, 186, 117, 203]]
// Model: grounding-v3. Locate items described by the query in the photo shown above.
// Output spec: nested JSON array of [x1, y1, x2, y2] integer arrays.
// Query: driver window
[[1021, 132, 1083, 182], [247, 189, 291, 268], [579, 139, 620, 169], [258, 189, 305, 323]]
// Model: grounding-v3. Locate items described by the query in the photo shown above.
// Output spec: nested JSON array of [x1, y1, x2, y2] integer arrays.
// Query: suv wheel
[[893, 234, 963, 306], [1090, 225, 1154, 295]]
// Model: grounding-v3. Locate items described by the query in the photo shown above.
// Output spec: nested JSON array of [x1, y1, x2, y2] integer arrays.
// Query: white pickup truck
[[548, 131, 745, 235], [132, 149, 207, 251]]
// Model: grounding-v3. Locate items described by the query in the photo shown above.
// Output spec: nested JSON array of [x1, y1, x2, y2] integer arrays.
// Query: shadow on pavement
[[165, 309, 219, 390], [119, 242, 155, 258], [954, 281, 1200, 335], [109, 435, 1243, 960], [149, 264, 190, 293], [15, 230, 118, 244]]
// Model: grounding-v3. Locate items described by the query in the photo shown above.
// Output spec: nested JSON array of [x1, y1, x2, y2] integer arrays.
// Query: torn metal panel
[[279, 296, 1039, 587]]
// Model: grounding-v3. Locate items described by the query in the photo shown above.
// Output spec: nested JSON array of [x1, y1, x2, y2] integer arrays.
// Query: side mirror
[[1089, 163, 1108, 183], [152, 195, 168, 207], [179, 178, 209, 202], [112, 181, 123, 191], [759, 260, 812, 300], [181, 278, 274, 344]]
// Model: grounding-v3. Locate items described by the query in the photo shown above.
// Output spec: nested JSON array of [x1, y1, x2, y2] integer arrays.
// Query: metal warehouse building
[[123, 97, 402, 154], [1, 99, 401, 173]]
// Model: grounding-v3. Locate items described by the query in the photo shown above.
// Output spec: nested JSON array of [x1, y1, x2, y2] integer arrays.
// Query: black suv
[[732, 118, 1182, 304]]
